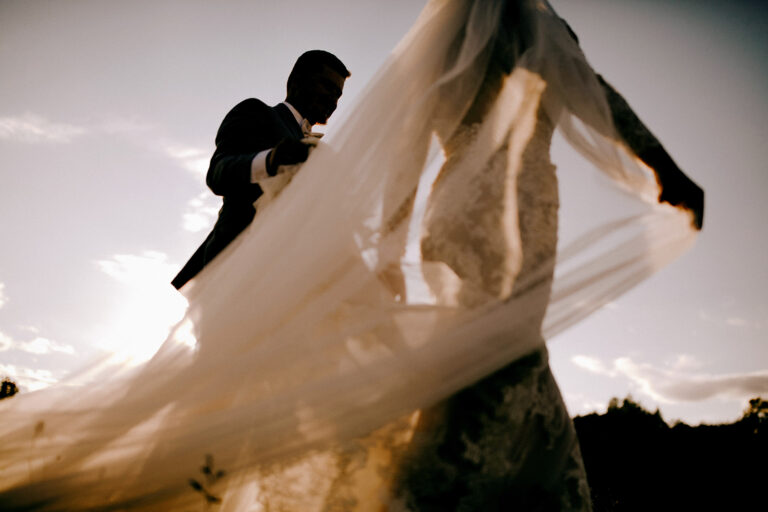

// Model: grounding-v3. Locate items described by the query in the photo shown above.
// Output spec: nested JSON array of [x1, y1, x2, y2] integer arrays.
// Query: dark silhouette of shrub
[[189, 454, 226, 506], [574, 396, 767, 511], [0, 378, 18, 400]]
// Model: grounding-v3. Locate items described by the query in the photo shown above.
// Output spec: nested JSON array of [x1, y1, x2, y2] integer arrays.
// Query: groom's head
[[286, 50, 350, 126]]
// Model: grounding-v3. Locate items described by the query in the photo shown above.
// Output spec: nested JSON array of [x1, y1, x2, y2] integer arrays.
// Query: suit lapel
[[274, 103, 303, 139]]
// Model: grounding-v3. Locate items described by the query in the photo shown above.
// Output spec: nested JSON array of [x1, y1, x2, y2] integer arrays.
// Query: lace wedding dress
[[249, 90, 586, 512], [0, 1, 699, 510], [390, 90, 591, 508]]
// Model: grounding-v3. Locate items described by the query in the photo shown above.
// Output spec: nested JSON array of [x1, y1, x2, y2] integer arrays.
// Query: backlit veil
[[0, 0, 698, 509]]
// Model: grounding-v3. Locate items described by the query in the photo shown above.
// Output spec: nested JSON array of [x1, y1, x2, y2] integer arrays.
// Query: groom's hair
[[287, 50, 350, 90]]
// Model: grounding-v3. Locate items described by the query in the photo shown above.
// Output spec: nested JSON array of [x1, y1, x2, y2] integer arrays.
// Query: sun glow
[[93, 251, 189, 364]]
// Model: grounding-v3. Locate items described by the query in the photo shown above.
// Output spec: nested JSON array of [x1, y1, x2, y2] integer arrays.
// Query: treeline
[[574, 397, 767, 511]]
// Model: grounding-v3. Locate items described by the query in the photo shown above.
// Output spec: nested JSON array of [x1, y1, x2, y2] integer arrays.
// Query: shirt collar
[[281, 101, 305, 127]]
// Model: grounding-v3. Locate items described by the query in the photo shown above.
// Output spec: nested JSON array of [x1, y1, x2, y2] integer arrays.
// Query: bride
[[0, 1, 702, 510], [384, 4, 703, 510]]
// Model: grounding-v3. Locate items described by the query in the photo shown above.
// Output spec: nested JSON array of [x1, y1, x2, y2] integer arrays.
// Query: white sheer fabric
[[0, 0, 697, 510]]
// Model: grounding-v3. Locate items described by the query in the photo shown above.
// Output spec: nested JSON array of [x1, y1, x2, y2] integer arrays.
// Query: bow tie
[[300, 119, 312, 137]]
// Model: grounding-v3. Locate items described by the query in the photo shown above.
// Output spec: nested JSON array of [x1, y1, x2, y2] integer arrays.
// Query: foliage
[[0, 378, 19, 400], [574, 396, 767, 511], [188, 454, 226, 508], [743, 397, 767, 422]]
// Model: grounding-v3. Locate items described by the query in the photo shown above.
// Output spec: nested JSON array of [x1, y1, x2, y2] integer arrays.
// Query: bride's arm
[[558, 18, 704, 229], [597, 75, 704, 229]]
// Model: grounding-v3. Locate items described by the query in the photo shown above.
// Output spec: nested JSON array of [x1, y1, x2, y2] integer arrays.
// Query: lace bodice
[[388, 101, 591, 511], [421, 102, 559, 314]]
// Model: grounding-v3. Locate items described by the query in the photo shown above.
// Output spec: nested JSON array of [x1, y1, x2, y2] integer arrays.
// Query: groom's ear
[[286, 74, 300, 98], [286, 74, 309, 104]]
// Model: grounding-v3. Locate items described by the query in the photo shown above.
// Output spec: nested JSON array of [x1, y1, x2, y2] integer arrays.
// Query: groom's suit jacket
[[171, 100, 304, 289]]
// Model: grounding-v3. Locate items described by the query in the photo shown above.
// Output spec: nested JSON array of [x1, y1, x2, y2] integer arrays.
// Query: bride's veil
[[0, 0, 697, 509]]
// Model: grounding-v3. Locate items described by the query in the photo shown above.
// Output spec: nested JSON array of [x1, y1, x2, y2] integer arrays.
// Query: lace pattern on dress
[[389, 100, 590, 510]]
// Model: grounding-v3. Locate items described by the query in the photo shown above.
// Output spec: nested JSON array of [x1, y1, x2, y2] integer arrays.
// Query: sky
[[0, 0, 766, 425]]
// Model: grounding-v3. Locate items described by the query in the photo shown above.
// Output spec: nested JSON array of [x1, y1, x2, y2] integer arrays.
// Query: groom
[[172, 50, 349, 290]]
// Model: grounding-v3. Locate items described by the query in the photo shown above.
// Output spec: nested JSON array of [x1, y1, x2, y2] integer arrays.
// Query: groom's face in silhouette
[[289, 64, 346, 126]]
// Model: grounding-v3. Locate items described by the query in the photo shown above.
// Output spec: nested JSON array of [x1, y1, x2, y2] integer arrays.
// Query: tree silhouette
[[0, 378, 18, 400], [744, 397, 767, 420], [574, 396, 768, 511]]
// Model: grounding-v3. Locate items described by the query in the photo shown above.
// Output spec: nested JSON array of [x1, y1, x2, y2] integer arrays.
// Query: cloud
[[17, 337, 75, 355], [0, 331, 12, 352], [0, 292, 63, 356], [0, 363, 58, 391], [572, 353, 768, 404], [0, 329, 74, 355], [142, 139, 218, 233], [563, 392, 608, 416], [615, 357, 768, 404], [0, 113, 87, 143], [182, 192, 219, 232], [668, 353, 703, 371], [698, 308, 763, 330], [571, 355, 616, 376], [96, 250, 178, 285], [164, 145, 209, 177]]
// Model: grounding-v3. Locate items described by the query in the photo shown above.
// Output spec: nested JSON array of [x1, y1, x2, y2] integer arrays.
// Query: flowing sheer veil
[[0, 0, 697, 509]]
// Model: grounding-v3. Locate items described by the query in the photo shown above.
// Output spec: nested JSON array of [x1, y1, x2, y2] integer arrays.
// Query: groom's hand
[[267, 138, 311, 176]]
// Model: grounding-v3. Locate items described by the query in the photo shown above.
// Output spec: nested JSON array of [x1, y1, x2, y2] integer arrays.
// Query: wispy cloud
[[616, 357, 768, 404], [572, 355, 616, 376], [17, 337, 75, 355], [698, 309, 763, 330], [563, 392, 609, 416], [0, 329, 75, 355], [182, 192, 218, 232], [572, 354, 768, 404], [162, 144, 218, 232], [164, 145, 209, 177], [96, 250, 178, 285], [0, 363, 58, 391], [0, 282, 7, 309], [0, 331, 12, 352], [76, 126, 216, 232], [0, 113, 87, 143], [667, 353, 703, 371]]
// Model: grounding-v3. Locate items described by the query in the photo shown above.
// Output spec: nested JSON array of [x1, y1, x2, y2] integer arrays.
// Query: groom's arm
[[206, 99, 275, 197]]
